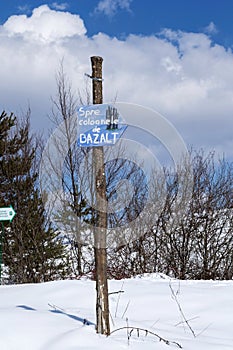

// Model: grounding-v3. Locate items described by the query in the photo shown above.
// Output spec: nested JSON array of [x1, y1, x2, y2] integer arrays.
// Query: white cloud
[[1, 6, 233, 159], [17, 5, 31, 14], [94, 0, 132, 16], [51, 2, 69, 11], [204, 21, 218, 35], [3, 5, 86, 42]]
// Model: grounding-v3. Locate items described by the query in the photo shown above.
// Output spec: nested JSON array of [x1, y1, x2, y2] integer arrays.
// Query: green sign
[[0, 206, 16, 284], [0, 206, 16, 222]]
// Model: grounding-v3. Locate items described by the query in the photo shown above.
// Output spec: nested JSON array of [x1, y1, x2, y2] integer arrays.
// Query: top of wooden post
[[91, 56, 103, 63], [91, 56, 103, 105]]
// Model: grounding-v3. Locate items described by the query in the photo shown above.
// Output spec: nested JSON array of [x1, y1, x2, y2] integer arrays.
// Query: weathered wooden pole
[[91, 56, 110, 336]]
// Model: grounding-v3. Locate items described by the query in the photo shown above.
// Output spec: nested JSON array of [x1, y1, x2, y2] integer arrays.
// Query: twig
[[121, 300, 130, 319], [126, 318, 130, 345], [114, 280, 125, 318], [169, 281, 196, 337], [109, 290, 125, 295], [109, 309, 115, 327], [110, 326, 182, 348], [150, 318, 160, 329], [175, 316, 199, 327], [196, 323, 212, 337]]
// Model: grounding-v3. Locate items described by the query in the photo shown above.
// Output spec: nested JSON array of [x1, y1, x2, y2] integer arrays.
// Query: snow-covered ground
[[0, 273, 232, 350]]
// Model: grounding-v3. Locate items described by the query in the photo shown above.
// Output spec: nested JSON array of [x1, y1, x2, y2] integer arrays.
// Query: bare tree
[[190, 151, 233, 279], [40, 61, 93, 277], [151, 150, 233, 279], [108, 149, 233, 281]]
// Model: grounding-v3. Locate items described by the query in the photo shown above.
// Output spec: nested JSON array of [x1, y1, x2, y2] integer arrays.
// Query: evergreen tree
[[0, 111, 69, 284]]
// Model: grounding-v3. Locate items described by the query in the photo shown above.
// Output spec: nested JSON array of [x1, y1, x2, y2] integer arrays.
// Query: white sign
[[0, 207, 16, 222]]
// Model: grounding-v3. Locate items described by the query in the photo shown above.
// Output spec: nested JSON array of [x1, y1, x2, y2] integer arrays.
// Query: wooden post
[[91, 56, 110, 336]]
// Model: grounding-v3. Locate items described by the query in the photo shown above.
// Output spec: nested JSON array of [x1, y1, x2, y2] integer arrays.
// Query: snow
[[0, 274, 233, 349]]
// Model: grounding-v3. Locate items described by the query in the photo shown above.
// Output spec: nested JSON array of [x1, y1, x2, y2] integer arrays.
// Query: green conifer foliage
[[0, 111, 69, 284]]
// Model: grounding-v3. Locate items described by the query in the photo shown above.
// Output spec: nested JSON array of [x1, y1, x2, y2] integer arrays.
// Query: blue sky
[[1, 0, 233, 45], [1, 0, 233, 160]]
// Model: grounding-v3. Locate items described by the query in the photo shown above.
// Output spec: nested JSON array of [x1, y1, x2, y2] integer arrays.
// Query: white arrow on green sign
[[0, 206, 16, 222]]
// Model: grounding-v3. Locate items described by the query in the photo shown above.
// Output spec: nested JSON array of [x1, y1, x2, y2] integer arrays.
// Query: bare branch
[[169, 281, 196, 337], [110, 326, 182, 348]]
